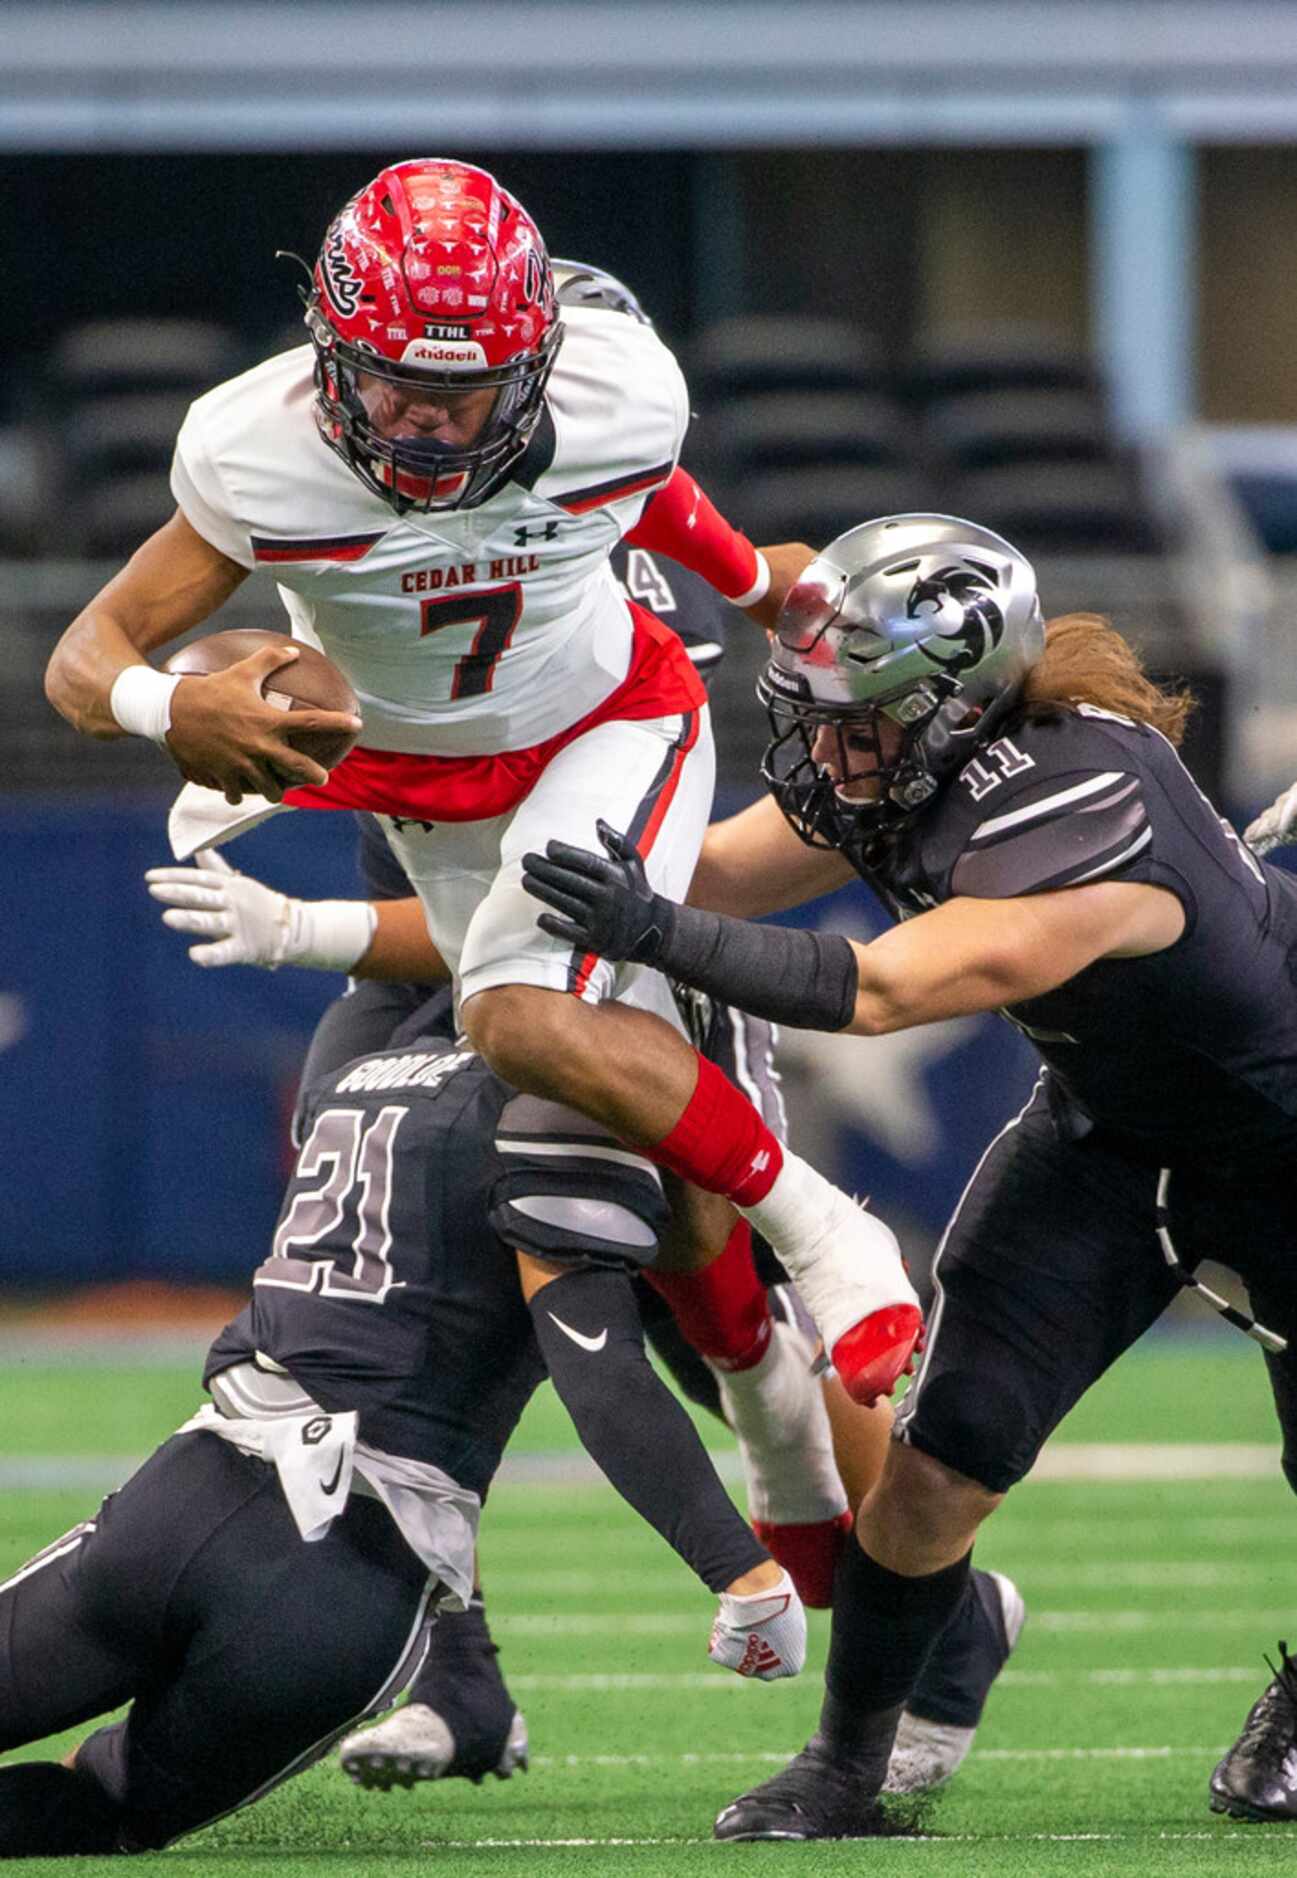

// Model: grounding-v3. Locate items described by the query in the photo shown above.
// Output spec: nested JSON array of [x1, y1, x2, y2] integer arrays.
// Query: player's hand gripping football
[[166, 643, 362, 806], [523, 822, 671, 964], [1245, 780, 1297, 856]]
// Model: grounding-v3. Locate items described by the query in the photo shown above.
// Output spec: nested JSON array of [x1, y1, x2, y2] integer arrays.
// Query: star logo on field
[[0, 994, 27, 1055]]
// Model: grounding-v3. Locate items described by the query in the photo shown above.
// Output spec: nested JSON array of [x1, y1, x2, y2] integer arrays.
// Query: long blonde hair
[[1019, 612, 1195, 747]]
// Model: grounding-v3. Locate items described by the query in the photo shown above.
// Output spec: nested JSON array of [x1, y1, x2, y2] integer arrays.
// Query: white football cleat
[[884, 1571, 1027, 1794], [738, 1152, 923, 1406], [714, 1293, 850, 1608], [339, 1701, 529, 1791], [708, 1570, 807, 1680]]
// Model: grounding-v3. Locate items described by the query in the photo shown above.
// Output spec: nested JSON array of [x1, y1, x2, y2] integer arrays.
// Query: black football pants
[[0, 1431, 435, 1850], [894, 1082, 1297, 1493]]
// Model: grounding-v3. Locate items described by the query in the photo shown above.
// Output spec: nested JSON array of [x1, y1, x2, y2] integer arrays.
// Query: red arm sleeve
[[625, 467, 769, 605]]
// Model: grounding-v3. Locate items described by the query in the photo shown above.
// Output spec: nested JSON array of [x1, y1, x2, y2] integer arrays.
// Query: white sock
[[713, 1320, 847, 1524], [738, 1149, 918, 1353]]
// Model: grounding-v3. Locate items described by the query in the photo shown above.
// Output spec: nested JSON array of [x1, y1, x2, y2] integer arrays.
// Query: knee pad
[[899, 1371, 1041, 1496]]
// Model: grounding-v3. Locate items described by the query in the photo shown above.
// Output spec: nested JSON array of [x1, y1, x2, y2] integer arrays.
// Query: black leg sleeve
[[529, 1267, 769, 1592]]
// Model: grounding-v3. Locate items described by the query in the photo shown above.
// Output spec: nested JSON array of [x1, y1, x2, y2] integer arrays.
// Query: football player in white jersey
[[45, 157, 921, 1415]]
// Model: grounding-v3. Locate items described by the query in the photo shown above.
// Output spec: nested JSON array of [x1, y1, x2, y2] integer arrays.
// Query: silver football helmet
[[759, 513, 1044, 862], [551, 259, 652, 326]]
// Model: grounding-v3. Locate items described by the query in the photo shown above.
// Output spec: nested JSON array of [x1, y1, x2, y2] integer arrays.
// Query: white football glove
[[145, 848, 376, 972], [1244, 781, 1297, 856], [707, 1570, 806, 1681]]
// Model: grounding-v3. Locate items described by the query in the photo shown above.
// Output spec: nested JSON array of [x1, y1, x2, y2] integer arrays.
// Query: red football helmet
[[306, 159, 563, 513]]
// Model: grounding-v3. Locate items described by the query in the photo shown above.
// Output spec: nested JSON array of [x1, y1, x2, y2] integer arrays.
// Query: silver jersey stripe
[[495, 1139, 663, 1182], [0, 1521, 97, 1597], [970, 772, 1126, 842], [1065, 824, 1154, 886]]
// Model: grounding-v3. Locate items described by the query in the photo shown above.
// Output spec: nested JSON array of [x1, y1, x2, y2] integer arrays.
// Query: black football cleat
[[1210, 1641, 1297, 1821], [714, 1742, 889, 1841]]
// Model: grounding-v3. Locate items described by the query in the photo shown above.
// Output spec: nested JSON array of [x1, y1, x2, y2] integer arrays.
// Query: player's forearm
[[688, 798, 856, 918], [626, 468, 767, 605], [45, 605, 162, 738], [352, 898, 451, 983], [527, 1267, 769, 1591]]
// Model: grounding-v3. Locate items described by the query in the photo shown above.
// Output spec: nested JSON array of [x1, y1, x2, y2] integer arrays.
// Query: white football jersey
[[171, 306, 689, 756]]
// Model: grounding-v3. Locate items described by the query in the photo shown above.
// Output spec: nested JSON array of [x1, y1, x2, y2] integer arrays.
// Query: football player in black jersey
[[0, 991, 818, 1857], [148, 540, 1025, 1803], [522, 511, 1297, 1838]]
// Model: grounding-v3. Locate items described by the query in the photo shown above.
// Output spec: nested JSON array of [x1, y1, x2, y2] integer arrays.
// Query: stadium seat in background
[[0, 424, 58, 557], [48, 319, 247, 398], [66, 392, 197, 485], [948, 460, 1160, 554], [44, 318, 247, 556], [689, 390, 920, 484], [905, 321, 1099, 404], [729, 464, 933, 545], [924, 389, 1114, 474], [687, 314, 891, 402]]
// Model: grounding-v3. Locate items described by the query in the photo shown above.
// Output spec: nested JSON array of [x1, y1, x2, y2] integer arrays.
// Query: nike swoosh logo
[[546, 1311, 608, 1353], [321, 1454, 346, 1496]]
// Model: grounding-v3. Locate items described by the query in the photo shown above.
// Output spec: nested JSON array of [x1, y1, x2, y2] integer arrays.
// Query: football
[[163, 629, 361, 771]]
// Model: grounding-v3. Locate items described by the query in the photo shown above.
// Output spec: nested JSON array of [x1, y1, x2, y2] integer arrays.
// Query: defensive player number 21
[[419, 582, 523, 701], [261, 1105, 407, 1303]]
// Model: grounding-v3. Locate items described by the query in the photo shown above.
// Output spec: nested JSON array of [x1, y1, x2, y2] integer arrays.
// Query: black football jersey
[[876, 704, 1297, 1160], [609, 539, 732, 683], [205, 1036, 669, 1495]]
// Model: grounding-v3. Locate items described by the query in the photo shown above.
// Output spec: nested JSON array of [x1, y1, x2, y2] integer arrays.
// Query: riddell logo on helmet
[[401, 338, 488, 369]]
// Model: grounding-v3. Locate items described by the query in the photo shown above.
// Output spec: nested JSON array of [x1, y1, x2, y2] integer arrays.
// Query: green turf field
[[2, 1333, 1295, 1876]]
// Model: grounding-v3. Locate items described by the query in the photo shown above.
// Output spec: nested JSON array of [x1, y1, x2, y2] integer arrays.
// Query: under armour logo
[[513, 522, 560, 546], [389, 816, 436, 833], [749, 1149, 771, 1175]]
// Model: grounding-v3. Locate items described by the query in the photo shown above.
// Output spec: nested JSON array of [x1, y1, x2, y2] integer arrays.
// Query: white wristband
[[286, 899, 379, 973], [109, 665, 183, 744], [730, 551, 771, 610]]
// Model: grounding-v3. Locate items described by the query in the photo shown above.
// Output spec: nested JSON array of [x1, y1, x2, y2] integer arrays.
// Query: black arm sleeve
[[654, 903, 859, 1032], [528, 1267, 768, 1592]]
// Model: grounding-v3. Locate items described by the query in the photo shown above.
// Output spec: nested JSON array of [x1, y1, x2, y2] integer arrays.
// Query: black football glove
[[522, 820, 674, 964]]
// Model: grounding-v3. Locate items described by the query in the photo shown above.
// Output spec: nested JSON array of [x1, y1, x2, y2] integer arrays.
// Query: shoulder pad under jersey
[[532, 307, 687, 521], [938, 712, 1154, 899]]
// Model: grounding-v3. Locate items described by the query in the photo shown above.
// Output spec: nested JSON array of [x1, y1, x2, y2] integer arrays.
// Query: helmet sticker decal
[[321, 229, 364, 320], [907, 565, 1005, 674]]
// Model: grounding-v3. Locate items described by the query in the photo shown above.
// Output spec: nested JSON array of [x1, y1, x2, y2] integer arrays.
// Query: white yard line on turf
[[494, 1608, 1292, 1636], [523, 1746, 1227, 1769], [505, 1666, 1266, 1690], [420, 1833, 1283, 1848], [0, 1442, 1281, 1497]]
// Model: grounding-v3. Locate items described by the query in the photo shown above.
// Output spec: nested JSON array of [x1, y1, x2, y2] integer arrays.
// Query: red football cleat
[[831, 1304, 924, 1407], [753, 1510, 853, 1608]]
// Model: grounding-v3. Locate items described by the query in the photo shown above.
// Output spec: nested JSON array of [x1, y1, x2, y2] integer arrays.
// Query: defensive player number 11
[[418, 582, 524, 701]]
